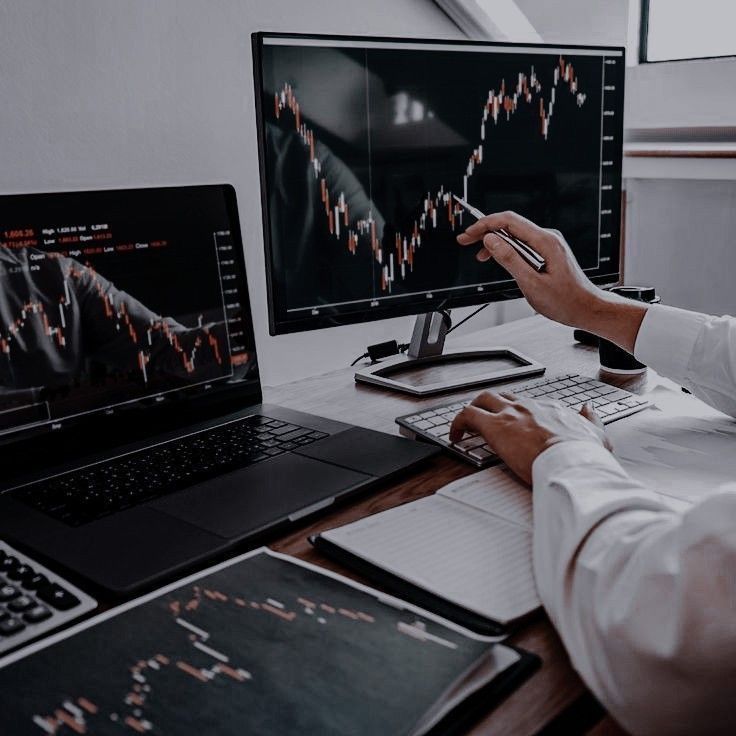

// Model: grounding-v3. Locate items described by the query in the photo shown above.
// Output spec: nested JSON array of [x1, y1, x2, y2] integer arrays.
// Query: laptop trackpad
[[150, 454, 371, 539]]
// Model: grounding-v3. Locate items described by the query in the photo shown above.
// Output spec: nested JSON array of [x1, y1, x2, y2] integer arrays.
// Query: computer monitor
[[0, 185, 260, 450], [252, 33, 625, 393]]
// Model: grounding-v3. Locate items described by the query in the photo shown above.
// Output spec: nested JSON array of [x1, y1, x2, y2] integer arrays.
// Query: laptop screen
[[0, 185, 259, 444]]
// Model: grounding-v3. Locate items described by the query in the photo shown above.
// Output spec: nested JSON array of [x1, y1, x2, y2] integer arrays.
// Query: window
[[641, 0, 736, 62]]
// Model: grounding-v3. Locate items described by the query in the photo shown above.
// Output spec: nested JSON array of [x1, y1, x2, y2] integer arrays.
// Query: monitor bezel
[[252, 31, 625, 336], [0, 183, 263, 458]]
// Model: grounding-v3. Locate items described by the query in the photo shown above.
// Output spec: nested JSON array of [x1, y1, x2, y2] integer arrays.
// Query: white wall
[[0, 0, 477, 387], [621, 0, 736, 318], [624, 179, 736, 316], [515, 0, 629, 48]]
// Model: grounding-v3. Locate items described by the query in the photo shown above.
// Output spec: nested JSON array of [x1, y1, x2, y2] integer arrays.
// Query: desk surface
[[264, 315, 649, 736]]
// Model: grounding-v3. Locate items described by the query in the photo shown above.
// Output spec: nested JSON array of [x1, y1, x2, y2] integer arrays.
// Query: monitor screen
[[253, 33, 625, 335], [0, 185, 259, 442]]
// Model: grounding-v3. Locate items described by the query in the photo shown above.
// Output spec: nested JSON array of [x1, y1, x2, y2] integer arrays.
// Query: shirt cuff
[[532, 439, 624, 486], [633, 304, 707, 385]]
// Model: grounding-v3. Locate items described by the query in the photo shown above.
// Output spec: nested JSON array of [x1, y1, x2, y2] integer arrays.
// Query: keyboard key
[[8, 595, 35, 613], [22, 573, 48, 591], [0, 556, 19, 575], [468, 447, 495, 461], [454, 436, 486, 451], [0, 617, 25, 636], [413, 420, 432, 430], [608, 389, 634, 401], [23, 605, 52, 624], [6, 564, 34, 583], [0, 585, 20, 602], [606, 402, 629, 414], [247, 416, 275, 427], [265, 424, 294, 436], [37, 584, 81, 611], [280, 428, 313, 442], [621, 397, 645, 407]]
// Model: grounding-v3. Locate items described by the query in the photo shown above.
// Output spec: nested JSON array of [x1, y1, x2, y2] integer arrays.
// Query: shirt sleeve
[[635, 304, 736, 417], [532, 441, 736, 736]]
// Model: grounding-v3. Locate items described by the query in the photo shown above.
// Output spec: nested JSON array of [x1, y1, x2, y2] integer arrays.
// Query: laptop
[[0, 185, 438, 595]]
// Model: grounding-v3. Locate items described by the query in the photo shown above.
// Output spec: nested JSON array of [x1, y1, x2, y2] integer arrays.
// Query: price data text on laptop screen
[[253, 34, 625, 334], [0, 185, 258, 439]]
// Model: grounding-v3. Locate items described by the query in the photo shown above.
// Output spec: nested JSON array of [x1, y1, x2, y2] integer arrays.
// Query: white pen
[[452, 195, 546, 272]]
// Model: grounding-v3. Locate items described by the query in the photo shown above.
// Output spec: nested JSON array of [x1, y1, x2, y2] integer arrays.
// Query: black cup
[[599, 286, 660, 374]]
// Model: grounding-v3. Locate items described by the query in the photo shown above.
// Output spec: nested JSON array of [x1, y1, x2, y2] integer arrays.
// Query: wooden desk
[[264, 315, 652, 735]]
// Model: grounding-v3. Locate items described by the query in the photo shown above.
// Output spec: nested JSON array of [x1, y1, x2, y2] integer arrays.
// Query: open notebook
[[312, 467, 540, 636]]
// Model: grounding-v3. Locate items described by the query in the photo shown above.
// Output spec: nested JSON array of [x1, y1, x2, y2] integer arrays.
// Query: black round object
[[599, 286, 660, 374]]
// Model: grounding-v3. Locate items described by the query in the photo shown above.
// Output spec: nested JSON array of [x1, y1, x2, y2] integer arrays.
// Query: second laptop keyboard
[[396, 374, 650, 468], [13, 416, 329, 527]]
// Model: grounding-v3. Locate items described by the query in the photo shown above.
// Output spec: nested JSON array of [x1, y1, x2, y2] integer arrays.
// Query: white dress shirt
[[531, 304, 736, 736]]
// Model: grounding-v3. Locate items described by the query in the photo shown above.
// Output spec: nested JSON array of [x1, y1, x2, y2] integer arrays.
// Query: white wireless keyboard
[[0, 541, 96, 655], [396, 373, 650, 467]]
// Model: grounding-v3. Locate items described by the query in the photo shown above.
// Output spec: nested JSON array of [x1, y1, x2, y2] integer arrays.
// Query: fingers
[[579, 402, 600, 426], [579, 403, 613, 451], [470, 390, 514, 413], [457, 210, 549, 251], [449, 404, 497, 443], [479, 233, 529, 280]]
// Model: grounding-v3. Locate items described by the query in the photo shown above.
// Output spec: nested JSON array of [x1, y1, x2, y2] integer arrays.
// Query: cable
[[350, 340, 410, 367], [445, 303, 489, 335], [349, 304, 486, 367]]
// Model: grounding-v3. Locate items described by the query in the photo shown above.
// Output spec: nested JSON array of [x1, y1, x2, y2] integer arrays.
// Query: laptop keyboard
[[13, 416, 329, 527], [396, 374, 650, 467], [0, 541, 96, 655]]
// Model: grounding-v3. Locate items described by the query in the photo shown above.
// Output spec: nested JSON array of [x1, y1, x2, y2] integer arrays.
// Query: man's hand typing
[[449, 391, 610, 484]]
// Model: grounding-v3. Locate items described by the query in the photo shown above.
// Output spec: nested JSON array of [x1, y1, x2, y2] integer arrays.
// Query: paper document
[[322, 467, 539, 625], [607, 385, 736, 504], [439, 465, 533, 529]]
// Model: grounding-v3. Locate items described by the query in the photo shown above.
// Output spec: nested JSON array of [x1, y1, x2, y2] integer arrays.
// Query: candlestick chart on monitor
[[256, 36, 624, 332], [0, 186, 257, 438]]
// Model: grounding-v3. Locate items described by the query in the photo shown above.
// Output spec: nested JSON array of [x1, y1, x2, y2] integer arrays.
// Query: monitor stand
[[353, 311, 545, 396]]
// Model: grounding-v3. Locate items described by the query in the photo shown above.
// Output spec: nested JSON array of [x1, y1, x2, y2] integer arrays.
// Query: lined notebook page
[[323, 494, 539, 623], [438, 467, 532, 530]]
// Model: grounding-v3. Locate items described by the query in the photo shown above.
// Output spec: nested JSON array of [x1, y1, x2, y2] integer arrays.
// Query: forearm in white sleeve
[[532, 440, 736, 736], [635, 304, 736, 417]]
